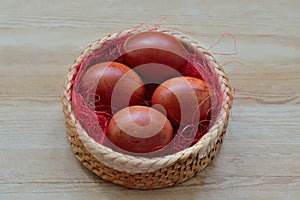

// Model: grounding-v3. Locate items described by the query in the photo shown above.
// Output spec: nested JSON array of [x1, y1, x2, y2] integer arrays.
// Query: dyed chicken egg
[[152, 76, 211, 127], [80, 62, 145, 110], [107, 106, 173, 153], [122, 31, 187, 83]]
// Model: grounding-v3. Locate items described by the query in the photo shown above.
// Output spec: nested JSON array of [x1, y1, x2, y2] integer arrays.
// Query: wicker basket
[[62, 27, 232, 189]]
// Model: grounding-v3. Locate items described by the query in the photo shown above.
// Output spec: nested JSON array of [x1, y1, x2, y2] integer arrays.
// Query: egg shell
[[152, 76, 212, 128], [122, 32, 188, 83], [107, 106, 173, 153], [79, 62, 145, 110]]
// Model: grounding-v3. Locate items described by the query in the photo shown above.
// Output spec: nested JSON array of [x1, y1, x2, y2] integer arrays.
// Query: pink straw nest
[[70, 29, 224, 157]]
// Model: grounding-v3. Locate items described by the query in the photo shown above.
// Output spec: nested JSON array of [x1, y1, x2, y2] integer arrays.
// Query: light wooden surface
[[1, 0, 300, 199]]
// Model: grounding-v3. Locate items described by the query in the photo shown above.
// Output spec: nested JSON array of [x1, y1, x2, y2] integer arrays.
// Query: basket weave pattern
[[62, 28, 232, 189]]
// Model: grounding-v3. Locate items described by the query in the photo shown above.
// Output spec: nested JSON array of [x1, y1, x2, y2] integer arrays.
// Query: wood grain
[[0, 0, 299, 199]]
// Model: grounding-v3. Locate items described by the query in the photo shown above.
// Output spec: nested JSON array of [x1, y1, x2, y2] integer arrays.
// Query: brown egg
[[152, 77, 211, 128], [122, 31, 188, 83], [79, 62, 145, 110], [107, 106, 173, 153]]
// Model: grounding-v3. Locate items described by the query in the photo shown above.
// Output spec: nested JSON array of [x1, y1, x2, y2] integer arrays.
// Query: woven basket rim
[[63, 27, 232, 173]]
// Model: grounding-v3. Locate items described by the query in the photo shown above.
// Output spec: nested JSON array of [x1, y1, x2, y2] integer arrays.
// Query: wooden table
[[1, 0, 299, 199]]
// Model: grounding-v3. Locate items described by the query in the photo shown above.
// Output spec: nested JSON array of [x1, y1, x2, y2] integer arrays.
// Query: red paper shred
[[70, 30, 223, 157]]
